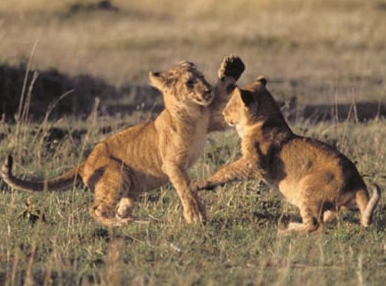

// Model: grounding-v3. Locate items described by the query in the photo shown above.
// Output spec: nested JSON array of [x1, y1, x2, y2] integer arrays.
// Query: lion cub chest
[[167, 114, 209, 168], [187, 124, 208, 166]]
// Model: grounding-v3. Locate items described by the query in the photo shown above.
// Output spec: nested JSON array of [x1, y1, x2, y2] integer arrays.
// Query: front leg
[[218, 55, 245, 81], [209, 55, 245, 132], [162, 161, 206, 224], [191, 158, 264, 191]]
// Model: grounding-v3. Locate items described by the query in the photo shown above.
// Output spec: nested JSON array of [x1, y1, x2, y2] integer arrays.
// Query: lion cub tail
[[362, 183, 381, 227], [1, 155, 83, 192]]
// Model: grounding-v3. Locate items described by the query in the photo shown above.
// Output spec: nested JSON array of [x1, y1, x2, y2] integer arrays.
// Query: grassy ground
[[0, 0, 386, 285], [0, 117, 385, 286]]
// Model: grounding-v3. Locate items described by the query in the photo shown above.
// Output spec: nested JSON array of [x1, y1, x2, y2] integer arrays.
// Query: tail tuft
[[1, 155, 13, 178]]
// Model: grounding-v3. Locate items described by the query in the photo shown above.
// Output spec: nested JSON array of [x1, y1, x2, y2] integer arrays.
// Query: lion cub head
[[149, 61, 214, 108], [223, 76, 284, 136]]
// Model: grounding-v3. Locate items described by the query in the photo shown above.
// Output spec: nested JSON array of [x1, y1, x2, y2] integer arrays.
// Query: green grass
[[0, 116, 385, 286], [1, 0, 386, 285]]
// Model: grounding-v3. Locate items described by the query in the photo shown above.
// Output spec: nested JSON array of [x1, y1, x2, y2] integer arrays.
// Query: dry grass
[[0, 116, 385, 286], [0, 1, 386, 285], [1, 0, 385, 105]]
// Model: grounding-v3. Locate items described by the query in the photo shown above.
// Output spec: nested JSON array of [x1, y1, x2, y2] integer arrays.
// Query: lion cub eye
[[186, 78, 196, 89]]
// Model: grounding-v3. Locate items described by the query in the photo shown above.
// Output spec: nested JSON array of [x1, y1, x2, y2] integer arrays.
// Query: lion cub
[[1, 57, 245, 227], [192, 77, 381, 233]]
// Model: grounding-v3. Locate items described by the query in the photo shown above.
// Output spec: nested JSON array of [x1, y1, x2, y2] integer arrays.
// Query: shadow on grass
[[0, 62, 162, 122], [301, 102, 386, 123], [1, 62, 384, 123]]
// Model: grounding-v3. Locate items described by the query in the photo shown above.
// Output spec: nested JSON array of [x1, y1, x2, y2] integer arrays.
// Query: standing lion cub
[[192, 77, 381, 233], [1, 56, 245, 227]]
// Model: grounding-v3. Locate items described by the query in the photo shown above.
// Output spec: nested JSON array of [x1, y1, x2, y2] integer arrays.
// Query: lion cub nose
[[204, 88, 213, 100]]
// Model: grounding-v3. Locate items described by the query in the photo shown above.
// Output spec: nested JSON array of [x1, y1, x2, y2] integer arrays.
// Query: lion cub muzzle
[[191, 87, 214, 106]]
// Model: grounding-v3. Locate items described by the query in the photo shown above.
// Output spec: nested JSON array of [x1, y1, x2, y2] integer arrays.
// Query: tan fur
[[1, 56, 245, 227], [192, 76, 381, 233]]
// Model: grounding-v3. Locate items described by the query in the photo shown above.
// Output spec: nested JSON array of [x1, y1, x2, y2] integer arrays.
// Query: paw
[[190, 180, 214, 191], [276, 222, 304, 235], [184, 209, 206, 225], [183, 197, 206, 225], [277, 222, 322, 234], [218, 55, 245, 81], [190, 180, 204, 191]]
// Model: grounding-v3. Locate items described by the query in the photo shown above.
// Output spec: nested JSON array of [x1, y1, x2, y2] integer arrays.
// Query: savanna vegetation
[[0, 0, 385, 285]]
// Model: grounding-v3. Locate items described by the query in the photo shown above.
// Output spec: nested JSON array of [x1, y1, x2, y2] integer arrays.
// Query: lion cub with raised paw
[[1, 56, 245, 227], [192, 76, 381, 233]]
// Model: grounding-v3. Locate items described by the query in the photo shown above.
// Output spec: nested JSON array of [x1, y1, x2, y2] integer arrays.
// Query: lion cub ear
[[148, 71, 167, 90], [239, 88, 257, 108], [178, 61, 196, 68], [256, 76, 267, 86]]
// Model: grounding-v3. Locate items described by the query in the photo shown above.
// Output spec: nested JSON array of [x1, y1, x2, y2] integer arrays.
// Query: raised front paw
[[218, 55, 245, 81]]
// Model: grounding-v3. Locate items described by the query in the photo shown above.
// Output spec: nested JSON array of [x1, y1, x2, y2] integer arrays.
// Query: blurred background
[[0, 0, 385, 121]]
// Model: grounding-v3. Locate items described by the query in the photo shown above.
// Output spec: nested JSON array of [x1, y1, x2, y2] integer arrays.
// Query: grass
[[1, 0, 385, 104], [0, 0, 386, 285], [0, 113, 385, 286]]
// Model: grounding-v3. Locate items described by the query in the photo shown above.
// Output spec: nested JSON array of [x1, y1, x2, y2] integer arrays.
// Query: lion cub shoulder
[[194, 76, 381, 233]]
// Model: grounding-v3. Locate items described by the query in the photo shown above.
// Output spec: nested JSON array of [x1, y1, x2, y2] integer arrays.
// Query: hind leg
[[116, 197, 150, 224], [286, 204, 322, 233], [279, 173, 339, 234], [90, 184, 132, 227], [323, 210, 337, 224], [279, 195, 323, 234], [88, 162, 142, 227], [116, 197, 134, 219], [91, 196, 136, 227]]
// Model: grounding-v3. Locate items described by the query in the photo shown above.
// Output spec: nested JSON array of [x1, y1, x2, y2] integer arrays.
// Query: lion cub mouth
[[193, 90, 214, 106]]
